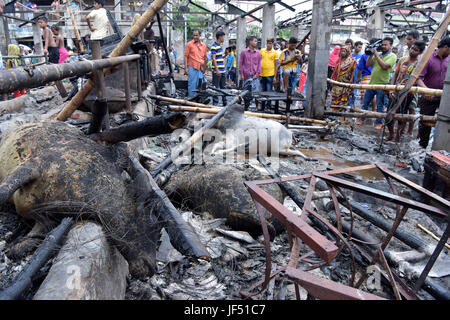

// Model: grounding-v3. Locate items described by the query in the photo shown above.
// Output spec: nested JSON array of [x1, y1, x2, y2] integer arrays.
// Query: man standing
[[225, 47, 235, 87], [387, 40, 425, 143], [416, 36, 450, 148], [38, 16, 59, 64], [211, 31, 227, 105], [345, 38, 353, 52], [357, 37, 397, 129], [404, 30, 420, 55], [239, 36, 262, 109], [277, 37, 302, 92], [348, 40, 363, 108], [259, 37, 279, 110], [184, 29, 207, 97], [231, 46, 237, 85], [86, 0, 113, 41]]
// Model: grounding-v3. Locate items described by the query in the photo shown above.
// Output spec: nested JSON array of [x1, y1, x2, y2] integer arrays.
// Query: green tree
[[247, 25, 262, 38], [171, 1, 210, 41], [275, 16, 290, 39]]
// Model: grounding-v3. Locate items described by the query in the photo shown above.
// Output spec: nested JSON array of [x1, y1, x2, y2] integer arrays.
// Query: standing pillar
[[0, 17, 8, 56], [223, 24, 230, 50], [1, 17, 11, 53], [431, 64, 450, 152], [262, 4, 275, 45], [397, 34, 407, 59], [367, 7, 385, 40], [114, 0, 122, 22], [236, 17, 246, 83], [304, 0, 333, 119], [289, 25, 299, 40], [32, 19, 44, 63]]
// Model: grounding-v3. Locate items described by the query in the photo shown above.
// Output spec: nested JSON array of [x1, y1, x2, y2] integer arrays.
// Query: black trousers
[[418, 96, 440, 148], [212, 72, 226, 105], [48, 46, 60, 64], [387, 93, 414, 125]]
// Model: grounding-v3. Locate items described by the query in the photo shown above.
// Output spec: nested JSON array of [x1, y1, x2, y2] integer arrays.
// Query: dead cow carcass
[[0, 121, 162, 278], [165, 164, 285, 238]]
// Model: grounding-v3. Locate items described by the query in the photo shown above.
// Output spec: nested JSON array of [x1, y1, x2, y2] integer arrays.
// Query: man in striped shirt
[[211, 31, 227, 105]]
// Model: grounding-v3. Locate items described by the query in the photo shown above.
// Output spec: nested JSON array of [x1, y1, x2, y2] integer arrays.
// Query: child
[[51, 25, 69, 63], [38, 16, 59, 64]]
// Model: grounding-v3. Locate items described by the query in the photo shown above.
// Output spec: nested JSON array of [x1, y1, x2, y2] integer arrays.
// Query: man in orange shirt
[[184, 29, 207, 97]]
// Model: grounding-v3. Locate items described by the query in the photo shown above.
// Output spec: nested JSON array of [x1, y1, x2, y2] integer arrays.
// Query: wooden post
[[236, 17, 246, 84], [136, 59, 142, 100], [89, 40, 109, 132], [304, 0, 333, 119], [90, 40, 105, 99], [123, 62, 132, 112], [1, 16, 11, 51], [431, 61, 450, 151], [32, 17, 44, 63], [66, 0, 85, 52]]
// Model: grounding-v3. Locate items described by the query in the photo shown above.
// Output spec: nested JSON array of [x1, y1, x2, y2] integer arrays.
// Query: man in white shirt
[[86, 0, 113, 40]]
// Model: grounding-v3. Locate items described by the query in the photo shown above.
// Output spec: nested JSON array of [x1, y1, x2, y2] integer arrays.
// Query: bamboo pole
[[147, 94, 218, 109], [327, 78, 443, 96], [166, 105, 331, 126], [417, 224, 450, 250], [324, 111, 436, 126], [56, 0, 169, 121], [66, 0, 85, 52]]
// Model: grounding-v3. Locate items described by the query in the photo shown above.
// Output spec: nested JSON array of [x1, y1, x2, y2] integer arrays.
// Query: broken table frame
[[242, 163, 449, 300]]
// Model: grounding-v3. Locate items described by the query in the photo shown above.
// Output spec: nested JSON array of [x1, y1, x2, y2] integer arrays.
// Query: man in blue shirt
[[355, 43, 374, 114], [348, 41, 363, 107]]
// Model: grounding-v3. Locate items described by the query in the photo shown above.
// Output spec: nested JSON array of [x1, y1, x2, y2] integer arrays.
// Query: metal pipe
[[0, 55, 140, 94]]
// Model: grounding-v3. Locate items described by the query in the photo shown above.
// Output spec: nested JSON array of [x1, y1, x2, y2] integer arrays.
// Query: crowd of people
[[184, 30, 306, 108], [0, 0, 449, 149], [184, 29, 449, 148]]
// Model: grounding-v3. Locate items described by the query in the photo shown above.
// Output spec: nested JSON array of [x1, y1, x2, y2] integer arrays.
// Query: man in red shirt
[[184, 29, 207, 97]]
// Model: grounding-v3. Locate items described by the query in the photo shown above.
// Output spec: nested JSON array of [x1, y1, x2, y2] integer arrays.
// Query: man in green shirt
[[357, 37, 397, 129]]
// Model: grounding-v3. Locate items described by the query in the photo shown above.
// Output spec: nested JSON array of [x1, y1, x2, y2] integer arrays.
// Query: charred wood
[[127, 156, 210, 260], [0, 218, 74, 300], [89, 113, 186, 143]]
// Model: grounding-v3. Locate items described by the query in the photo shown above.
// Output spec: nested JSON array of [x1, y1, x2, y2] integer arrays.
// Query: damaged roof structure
[[0, 0, 449, 303]]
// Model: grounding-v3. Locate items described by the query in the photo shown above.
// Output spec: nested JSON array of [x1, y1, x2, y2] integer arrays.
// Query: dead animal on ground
[[164, 163, 285, 238], [0, 121, 169, 278], [189, 104, 310, 160]]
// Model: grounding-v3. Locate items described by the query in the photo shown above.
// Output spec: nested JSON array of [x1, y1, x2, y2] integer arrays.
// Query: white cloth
[[87, 8, 109, 40], [0, 51, 3, 70]]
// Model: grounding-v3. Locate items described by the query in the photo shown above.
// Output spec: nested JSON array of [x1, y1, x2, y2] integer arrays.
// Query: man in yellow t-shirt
[[259, 37, 279, 110]]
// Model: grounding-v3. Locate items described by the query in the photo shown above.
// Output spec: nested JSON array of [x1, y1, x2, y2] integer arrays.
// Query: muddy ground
[[0, 83, 448, 300]]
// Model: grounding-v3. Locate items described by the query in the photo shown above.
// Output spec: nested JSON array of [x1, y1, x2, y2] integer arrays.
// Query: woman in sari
[[330, 45, 356, 111], [7, 44, 26, 98]]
